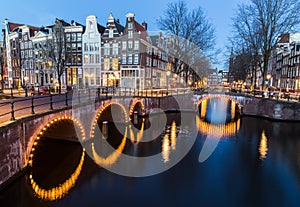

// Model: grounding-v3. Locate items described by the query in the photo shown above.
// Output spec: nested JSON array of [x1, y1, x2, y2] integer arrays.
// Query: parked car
[[30, 87, 50, 96]]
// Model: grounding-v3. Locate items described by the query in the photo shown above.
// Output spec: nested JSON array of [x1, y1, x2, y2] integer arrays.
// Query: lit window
[[104, 58, 110, 70], [112, 58, 118, 70]]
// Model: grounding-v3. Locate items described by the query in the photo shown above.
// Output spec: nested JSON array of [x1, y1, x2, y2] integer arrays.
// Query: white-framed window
[[109, 29, 113, 38], [128, 31, 133, 38], [134, 41, 139, 50], [95, 43, 99, 51], [84, 54, 89, 63], [95, 54, 100, 63], [122, 41, 127, 50], [122, 54, 126, 64], [128, 41, 133, 52], [104, 43, 110, 55], [128, 54, 132, 64], [84, 43, 88, 51], [89, 54, 94, 63], [112, 43, 118, 55], [24, 42, 28, 49], [21, 51, 24, 58], [128, 23, 133, 29], [134, 54, 139, 64]]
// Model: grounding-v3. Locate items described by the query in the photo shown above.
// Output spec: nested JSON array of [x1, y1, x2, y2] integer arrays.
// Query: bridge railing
[[0, 87, 193, 124]]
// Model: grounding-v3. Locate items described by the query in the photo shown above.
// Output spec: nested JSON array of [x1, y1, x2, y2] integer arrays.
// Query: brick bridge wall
[[1, 94, 299, 188], [0, 94, 194, 188]]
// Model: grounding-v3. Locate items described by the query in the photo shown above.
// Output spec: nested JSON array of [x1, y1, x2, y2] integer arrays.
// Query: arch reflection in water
[[129, 118, 145, 144], [196, 116, 241, 138], [259, 130, 268, 160], [91, 127, 128, 167], [29, 150, 85, 201], [162, 121, 177, 163]]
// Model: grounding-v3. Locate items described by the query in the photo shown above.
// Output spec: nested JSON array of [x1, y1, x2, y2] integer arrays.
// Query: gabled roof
[[8, 22, 23, 32], [134, 20, 146, 33]]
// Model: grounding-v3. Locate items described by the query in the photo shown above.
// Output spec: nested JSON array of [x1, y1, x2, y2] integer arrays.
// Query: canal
[[0, 98, 300, 207]]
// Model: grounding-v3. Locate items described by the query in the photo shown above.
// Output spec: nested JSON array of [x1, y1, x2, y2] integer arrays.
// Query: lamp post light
[[166, 71, 171, 95]]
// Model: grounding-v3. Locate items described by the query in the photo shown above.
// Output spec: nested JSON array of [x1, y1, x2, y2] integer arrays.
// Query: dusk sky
[[0, 0, 240, 69]]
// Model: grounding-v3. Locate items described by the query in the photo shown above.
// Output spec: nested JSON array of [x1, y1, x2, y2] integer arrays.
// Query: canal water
[[1, 98, 300, 207]]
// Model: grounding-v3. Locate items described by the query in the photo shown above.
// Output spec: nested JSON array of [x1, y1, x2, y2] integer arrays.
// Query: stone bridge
[[1, 92, 300, 188], [0, 94, 194, 187]]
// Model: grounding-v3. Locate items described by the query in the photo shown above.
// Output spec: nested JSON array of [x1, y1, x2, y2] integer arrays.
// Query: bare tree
[[157, 1, 216, 81], [231, 0, 300, 89], [49, 19, 66, 94]]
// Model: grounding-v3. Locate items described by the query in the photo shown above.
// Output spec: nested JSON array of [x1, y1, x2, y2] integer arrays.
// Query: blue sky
[[0, 0, 240, 69]]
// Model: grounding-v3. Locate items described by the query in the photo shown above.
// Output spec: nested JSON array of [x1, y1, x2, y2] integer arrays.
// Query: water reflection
[[29, 150, 85, 201], [259, 130, 268, 160], [162, 121, 178, 163], [91, 127, 128, 166], [196, 116, 240, 138]]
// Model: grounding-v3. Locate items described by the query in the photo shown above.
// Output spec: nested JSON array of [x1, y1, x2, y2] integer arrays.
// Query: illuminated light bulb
[[36, 137, 40, 140], [34, 142, 37, 146], [39, 132, 43, 135]]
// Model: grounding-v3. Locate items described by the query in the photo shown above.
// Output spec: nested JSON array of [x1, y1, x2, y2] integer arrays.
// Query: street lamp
[[166, 71, 171, 95]]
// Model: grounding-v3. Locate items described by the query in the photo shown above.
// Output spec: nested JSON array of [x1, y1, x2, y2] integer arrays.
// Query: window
[[29, 50, 32, 57], [104, 43, 110, 55], [66, 43, 71, 51], [134, 41, 139, 50], [29, 42, 32, 48], [128, 23, 133, 29], [109, 29, 113, 38], [20, 43, 24, 49], [112, 43, 118, 55], [89, 54, 94, 63], [112, 58, 118, 70], [134, 54, 139, 64], [95, 54, 100, 63], [84, 54, 89, 63], [66, 34, 71, 41], [84, 43, 88, 51], [25, 42, 28, 49], [77, 33, 82, 41], [21, 51, 24, 58], [78, 55, 82, 63], [122, 54, 126, 64], [77, 43, 82, 51], [71, 33, 76, 41], [128, 54, 132, 64], [128, 41, 133, 51], [122, 41, 127, 50], [72, 43, 76, 51], [104, 58, 110, 70], [128, 31, 133, 38], [95, 43, 99, 51], [89, 43, 94, 51]]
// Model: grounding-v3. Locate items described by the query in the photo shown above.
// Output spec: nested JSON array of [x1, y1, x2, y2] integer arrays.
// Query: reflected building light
[[162, 134, 170, 163], [30, 150, 85, 201], [170, 121, 177, 150], [92, 127, 127, 166], [231, 101, 236, 120], [200, 99, 207, 119], [196, 116, 240, 138], [259, 130, 268, 160]]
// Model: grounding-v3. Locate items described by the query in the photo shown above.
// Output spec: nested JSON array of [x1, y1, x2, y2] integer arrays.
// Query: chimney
[[116, 19, 120, 23], [142, 21, 147, 31]]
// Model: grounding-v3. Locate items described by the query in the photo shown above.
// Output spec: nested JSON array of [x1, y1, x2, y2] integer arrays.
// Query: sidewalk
[[0, 88, 29, 100]]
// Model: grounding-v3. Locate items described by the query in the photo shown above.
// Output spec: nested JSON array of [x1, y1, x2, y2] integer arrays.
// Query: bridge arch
[[196, 94, 243, 116], [90, 102, 128, 138], [129, 98, 145, 117], [28, 116, 86, 166]]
